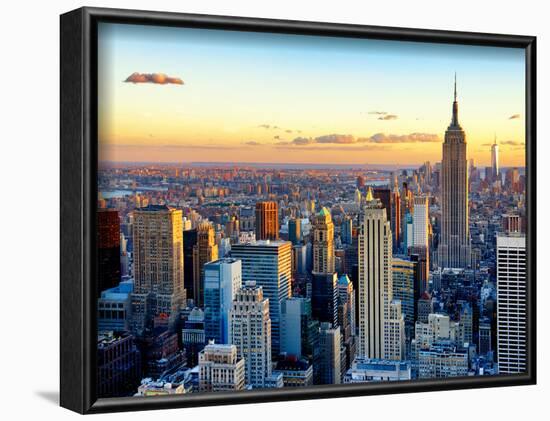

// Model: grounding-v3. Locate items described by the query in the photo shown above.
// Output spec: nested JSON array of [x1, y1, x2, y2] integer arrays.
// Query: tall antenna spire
[[454, 72, 457, 102], [494, 133, 497, 145], [451, 72, 460, 127]]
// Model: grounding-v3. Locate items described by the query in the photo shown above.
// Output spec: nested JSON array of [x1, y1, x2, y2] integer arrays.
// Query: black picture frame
[[60, 6, 537, 414]]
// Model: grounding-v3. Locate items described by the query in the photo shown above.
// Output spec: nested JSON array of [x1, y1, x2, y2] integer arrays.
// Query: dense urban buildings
[[96, 77, 528, 397], [231, 241, 292, 356]]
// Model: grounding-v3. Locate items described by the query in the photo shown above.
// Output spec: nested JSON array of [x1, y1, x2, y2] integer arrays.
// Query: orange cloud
[[124, 72, 184, 85], [378, 114, 398, 120]]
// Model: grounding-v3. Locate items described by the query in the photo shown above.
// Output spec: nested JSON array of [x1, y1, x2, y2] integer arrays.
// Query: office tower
[[314, 322, 342, 385], [403, 211, 413, 252], [131, 205, 185, 335], [459, 303, 473, 345], [410, 251, 429, 300], [231, 240, 292, 355], [496, 234, 526, 374], [391, 186, 401, 252], [410, 196, 430, 287], [198, 342, 245, 392], [273, 356, 314, 387], [312, 207, 335, 274], [374, 188, 392, 223], [484, 166, 494, 183], [225, 216, 240, 243], [338, 274, 356, 336], [192, 222, 219, 307], [344, 358, 411, 382], [491, 135, 499, 182], [338, 275, 357, 372], [183, 228, 197, 303], [182, 307, 206, 366], [418, 340, 468, 379], [357, 175, 366, 189], [412, 196, 429, 249], [417, 292, 434, 323], [438, 76, 471, 269], [505, 167, 521, 192], [358, 188, 397, 360], [391, 258, 415, 337], [502, 214, 523, 234], [97, 331, 141, 398], [384, 300, 406, 360], [98, 277, 133, 332], [479, 317, 492, 356], [292, 243, 308, 275], [229, 281, 272, 388], [203, 258, 242, 344], [311, 272, 339, 327], [98, 208, 121, 296], [239, 206, 255, 232], [400, 182, 414, 238], [341, 216, 353, 246], [288, 218, 301, 245], [280, 297, 319, 361], [255, 201, 279, 240], [219, 237, 231, 258]]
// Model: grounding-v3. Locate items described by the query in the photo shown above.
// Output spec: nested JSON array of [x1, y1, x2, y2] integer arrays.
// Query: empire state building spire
[[450, 72, 460, 128]]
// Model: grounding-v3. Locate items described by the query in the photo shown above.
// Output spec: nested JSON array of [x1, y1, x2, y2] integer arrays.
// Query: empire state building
[[438, 76, 471, 269]]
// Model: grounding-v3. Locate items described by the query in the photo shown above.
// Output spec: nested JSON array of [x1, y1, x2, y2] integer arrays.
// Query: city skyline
[[95, 21, 528, 399], [98, 23, 526, 166]]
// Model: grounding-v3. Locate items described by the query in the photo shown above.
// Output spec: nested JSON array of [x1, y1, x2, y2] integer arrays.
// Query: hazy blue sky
[[98, 22, 525, 165]]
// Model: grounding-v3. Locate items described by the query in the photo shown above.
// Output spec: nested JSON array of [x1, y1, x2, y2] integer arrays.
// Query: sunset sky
[[98, 22, 526, 167]]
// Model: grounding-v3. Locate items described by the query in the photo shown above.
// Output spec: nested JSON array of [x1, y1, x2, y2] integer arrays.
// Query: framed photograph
[[60, 7, 536, 414]]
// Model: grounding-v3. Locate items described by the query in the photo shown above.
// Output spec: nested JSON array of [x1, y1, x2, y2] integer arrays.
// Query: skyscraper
[[373, 188, 392, 224], [288, 218, 301, 245], [314, 322, 342, 385], [411, 196, 430, 286], [280, 297, 319, 361], [203, 258, 242, 344], [130, 205, 185, 335], [496, 234, 526, 374], [391, 257, 415, 338], [312, 207, 335, 274], [255, 201, 279, 240], [229, 281, 272, 388], [390, 186, 401, 252], [358, 188, 398, 360], [183, 228, 197, 303], [412, 196, 429, 250], [384, 300, 406, 360], [231, 240, 292, 355], [438, 75, 471, 269], [491, 134, 499, 183], [193, 221, 219, 307], [311, 272, 338, 327], [97, 208, 121, 297]]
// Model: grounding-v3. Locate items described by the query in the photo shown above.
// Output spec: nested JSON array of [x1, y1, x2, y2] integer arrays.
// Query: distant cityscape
[[96, 80, 527, 398]]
